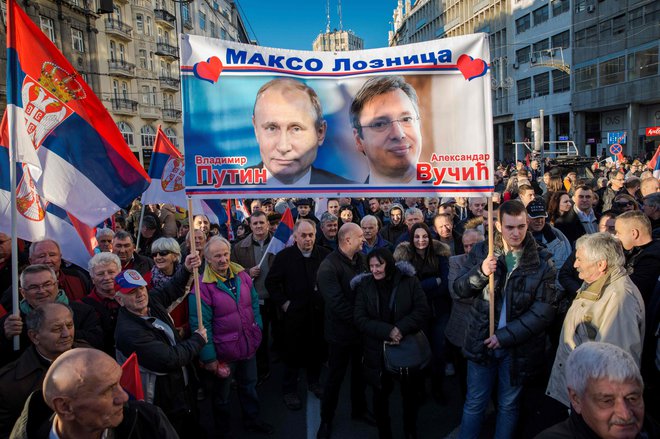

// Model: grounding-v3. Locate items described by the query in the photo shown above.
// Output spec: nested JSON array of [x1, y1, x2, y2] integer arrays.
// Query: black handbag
[[383, 331, 431, 374]]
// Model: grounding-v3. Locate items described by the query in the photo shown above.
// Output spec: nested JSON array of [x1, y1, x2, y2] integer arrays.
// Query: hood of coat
[[350, 260, 416, 290], [393, 239, 451, 262]]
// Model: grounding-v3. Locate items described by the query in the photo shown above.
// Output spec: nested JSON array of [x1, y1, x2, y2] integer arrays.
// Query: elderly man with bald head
[[10, 348, 178, 439]]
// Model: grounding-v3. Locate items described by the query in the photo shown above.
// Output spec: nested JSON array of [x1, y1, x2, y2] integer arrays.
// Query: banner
[[181, 34, 494, 198]]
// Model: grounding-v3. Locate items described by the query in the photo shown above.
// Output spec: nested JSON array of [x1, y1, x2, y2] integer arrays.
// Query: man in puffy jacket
[[454, 200, 557, 439]]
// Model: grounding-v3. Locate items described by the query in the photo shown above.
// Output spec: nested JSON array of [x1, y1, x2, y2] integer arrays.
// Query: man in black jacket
[[555, 185, 599, 247], [316, 223, 370, 439], [112, 231, 154, 274], [454, 200, 557, 439], [114, 252, 206, 437], [10, 348, 179, 439], [265, 219, 331, 410]]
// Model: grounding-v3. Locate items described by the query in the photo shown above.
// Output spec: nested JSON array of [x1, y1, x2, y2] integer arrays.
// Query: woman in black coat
[[353, 248, 430, 439]]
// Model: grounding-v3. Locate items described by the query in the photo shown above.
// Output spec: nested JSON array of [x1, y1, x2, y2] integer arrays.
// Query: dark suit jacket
[[553, 209, 594, 247], [244, 163, 355, 185]]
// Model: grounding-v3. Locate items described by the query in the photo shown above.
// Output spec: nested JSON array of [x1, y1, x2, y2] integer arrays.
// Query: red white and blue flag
[[141, 127, 186, 208], [6, 0, 150, 226], [190, 198, 228, 226], [263, 208, 294, 257], [649, 145, 660, 179], [0, 132, 97, 269], [235, 199, 250, 222]]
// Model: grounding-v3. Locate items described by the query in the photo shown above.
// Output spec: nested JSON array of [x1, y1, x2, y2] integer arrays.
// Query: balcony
[[139, 104, 161, 120], [105, 19, 132, 40], [111, 98, 138, 115], [132, 0, 152, 10], [156, 42, 178, 59], [183, 17, 193, 30], [154, 9, 176, 28], [162, 108, 182, 122], [107, 59, 135, 77], [159, 76, 180, 91]]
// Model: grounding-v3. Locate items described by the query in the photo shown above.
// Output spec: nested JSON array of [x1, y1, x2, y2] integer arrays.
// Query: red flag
[[120, 352, 144, 401]]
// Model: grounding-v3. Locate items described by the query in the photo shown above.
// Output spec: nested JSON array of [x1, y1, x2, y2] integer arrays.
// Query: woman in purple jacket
[[189, 236, 273, 438]]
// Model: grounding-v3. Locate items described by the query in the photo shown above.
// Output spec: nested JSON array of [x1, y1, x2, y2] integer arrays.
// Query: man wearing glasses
[[350, 76, 422, 184], [0, 264, 102, 366]]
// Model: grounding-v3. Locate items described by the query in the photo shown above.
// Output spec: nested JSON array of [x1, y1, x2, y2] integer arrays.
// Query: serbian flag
[[190, 198, 228, 225], [263, 208, 294, 257], [120, 352, 145, 401], [648, 145, 660, 179], [141, 127, 186, 208], [235, 199, 250, 222], [6, 0, 150, 226], [0, 143, 97, 269]]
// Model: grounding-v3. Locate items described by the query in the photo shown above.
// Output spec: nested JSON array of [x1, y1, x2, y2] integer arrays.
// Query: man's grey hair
[[151, 237, 182, 262], [95, 228, 115, 239], [204, 235, 232, 260], [404, 207, 423, 219], [462, 228, 485, 243], [360, 215, 379, 228], [566, 342, 643, 396], [575, 232, 625, 269], [20, 264, 57, 288], [320, 212, 338, 225], [87, 252, 121, 274], [26, 302, 73, 332], [29, 240, 61, 259]]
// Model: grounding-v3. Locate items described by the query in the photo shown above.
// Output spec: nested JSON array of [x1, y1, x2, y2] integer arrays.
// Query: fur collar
[[350, 261, 416, 290], [393, 239, 451, 262]]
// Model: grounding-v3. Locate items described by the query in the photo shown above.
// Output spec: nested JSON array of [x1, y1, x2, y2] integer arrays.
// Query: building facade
[[313, 29, 363, 51], [389, 0, 659, 160]]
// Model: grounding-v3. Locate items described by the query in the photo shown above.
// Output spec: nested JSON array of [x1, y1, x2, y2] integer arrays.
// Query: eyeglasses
[[152, 250, 172, 257], [23, 280, 57, 294], [359, 116, 420, 133]]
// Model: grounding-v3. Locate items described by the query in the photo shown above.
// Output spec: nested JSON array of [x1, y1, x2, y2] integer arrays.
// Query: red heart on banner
[[456, 54, 488, 81], [194, 56, 223, 84]]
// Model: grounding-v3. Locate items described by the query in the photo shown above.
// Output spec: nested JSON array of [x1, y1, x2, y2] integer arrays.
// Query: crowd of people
[[0, 157, 659, 439]]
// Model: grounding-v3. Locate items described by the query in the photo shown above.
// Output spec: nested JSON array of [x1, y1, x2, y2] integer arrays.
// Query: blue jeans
[[458, 350, 522, 439], [208, 356, 260, 431]]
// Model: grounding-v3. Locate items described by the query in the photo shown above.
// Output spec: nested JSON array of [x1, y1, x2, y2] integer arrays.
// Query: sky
[[234, 0, 400, 50]]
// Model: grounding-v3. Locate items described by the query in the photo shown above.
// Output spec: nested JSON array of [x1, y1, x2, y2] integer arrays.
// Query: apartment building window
[[121, 82, 128, 99], [112, 80, 119, 98], [533, 5, 548, 25], [113, 5, 122, 23], [646, 1, 660, 24], [119, 44, 125, 61], [149, 52, 155, 71], [118, 122, 134, 147], [533, 39, 549, 54], [575, 65, 597, 91], [40, 16, 55, 42], [200, 11, 207, 30], [141, 125, 156, 148], [599, 20, 611, 40], [141, 85, 150, 104], [136, 14, 144, 33], [182, 3, 191, 23], [575, 26, 596, 48], [516, 14, 530, 34], [552, 0, 569, 16], [534, 73, 549, 96], [71, 28, 84, 52], [517, 78, 531, 102], [516, 46, 531, 64], [611, 14, 625, 36], [628, 47, 659, 80], [165, 128, 178, 147], [151, 87, 157, 106], [551, 31, 569, 49], [599, 56, 625, 85], [146, 17, 152, 36], [139, 49, 147, 69], [163, 93, 174, 109], [552, 70, 570, 93], [210, 21, 218, 38], [109, 41, 116, 61]]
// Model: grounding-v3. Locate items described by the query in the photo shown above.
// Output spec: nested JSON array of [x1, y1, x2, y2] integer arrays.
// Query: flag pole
[[187, 197, 203, 331], [487, 195, 495, 337], [135, 204, 146, 252], [7, 0, 20, 351]]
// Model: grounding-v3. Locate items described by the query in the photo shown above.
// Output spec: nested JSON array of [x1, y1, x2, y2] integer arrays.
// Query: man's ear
[[568, 387, 583, 414], [52, 396, 76, 421], [353, 128, 365, 155], [317, 120, 327, 145]]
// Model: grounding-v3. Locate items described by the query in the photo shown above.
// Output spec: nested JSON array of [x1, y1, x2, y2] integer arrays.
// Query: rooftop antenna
[[325, 0, 331, 33], [338, 0, 343, 30]]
